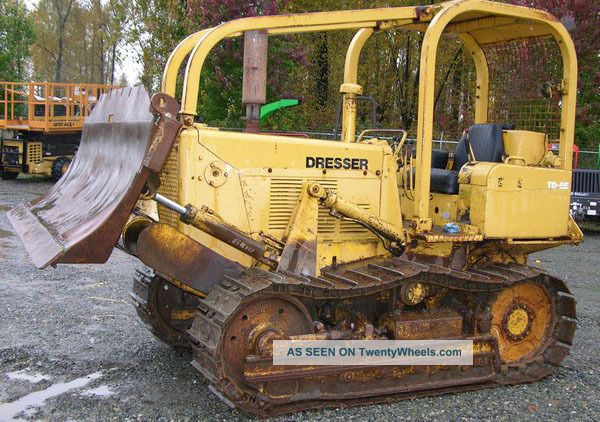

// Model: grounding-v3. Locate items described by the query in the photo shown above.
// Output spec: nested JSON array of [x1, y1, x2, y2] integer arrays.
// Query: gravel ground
[[0, 177, 598, 422]]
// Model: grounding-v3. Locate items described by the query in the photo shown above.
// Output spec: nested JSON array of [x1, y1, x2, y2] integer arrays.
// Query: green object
[[260, 99, 300, 122], [0, 2, 34, 81]]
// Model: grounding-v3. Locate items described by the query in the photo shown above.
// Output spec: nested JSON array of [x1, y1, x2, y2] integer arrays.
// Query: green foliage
[[127, 0, 188, 91], [15, 0, 581, 157], [0, 1, 35, 81], [198, 38, 245, 127], [186, 1, 300, 128], [575, 122, 600, 152], [262, 0, 463, 136]]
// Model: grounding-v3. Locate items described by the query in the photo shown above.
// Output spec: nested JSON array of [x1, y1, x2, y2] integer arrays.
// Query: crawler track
[[131, 267, 198, 352], [187, 256, 576, 416]]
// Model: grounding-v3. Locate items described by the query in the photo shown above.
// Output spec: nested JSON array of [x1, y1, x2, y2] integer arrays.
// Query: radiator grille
[[157, 140, 179, 226], [269, 178, 373, 237], [572, 169, 600, 194]]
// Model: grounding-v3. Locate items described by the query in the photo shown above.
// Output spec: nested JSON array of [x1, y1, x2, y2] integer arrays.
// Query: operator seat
[[430, 123, 505, 194], [412, 148, 449, 169]]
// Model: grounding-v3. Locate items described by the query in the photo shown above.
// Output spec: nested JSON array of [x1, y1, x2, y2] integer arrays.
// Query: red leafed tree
[[506, 0, 600, 150], [187, 0, 281, 25]]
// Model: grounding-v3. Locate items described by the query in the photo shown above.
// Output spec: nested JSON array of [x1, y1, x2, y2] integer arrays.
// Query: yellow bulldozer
[[8, 0, 582, 416]]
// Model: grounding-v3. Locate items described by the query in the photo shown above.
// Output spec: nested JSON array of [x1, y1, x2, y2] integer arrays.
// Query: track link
[[188, 257, 576, 416], [131, 266, 199, 352]]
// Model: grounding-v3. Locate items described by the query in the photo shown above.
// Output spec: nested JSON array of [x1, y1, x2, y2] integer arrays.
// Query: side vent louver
[[157, 140, 180, 227], [269, 178, 374, 239]]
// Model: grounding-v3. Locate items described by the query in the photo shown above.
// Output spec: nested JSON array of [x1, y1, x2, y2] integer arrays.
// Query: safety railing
[[0, 82, 120, 133]]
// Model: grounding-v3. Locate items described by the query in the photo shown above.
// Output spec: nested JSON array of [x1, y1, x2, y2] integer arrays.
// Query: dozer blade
[[8, 86, 181, 268]]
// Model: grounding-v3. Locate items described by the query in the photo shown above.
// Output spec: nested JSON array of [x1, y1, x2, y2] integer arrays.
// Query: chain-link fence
[[579, 150, 599, 170]]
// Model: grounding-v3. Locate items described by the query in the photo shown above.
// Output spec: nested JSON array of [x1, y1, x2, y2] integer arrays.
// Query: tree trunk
[[53, 0, 75, 83], [99, 31, 105, 84], [110, 42, 117, 84], [55, 33, 63, 82]]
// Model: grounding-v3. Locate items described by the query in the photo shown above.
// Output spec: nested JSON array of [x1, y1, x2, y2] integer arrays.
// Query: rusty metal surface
[[130, 266, 199, 351], [136, 223, 243, 295], [381, 310, 463, 340], [188, 257, 577, 416], [221, 295, 313, 389], [277, 183, 319, 276], [182, 205, 277, 267], [7, 87, 181, 268], [143, 93, 182, 172], [243, 337, 497, 399]]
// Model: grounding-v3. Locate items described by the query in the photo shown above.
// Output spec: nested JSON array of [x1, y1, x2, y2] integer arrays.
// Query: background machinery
[[0, 82, 118, 181], [571, 169, 600, 224], [9, 0, 581, 416], [549, 142, 600, 225]]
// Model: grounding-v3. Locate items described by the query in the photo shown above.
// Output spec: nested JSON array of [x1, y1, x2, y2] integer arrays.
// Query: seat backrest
[[411, 148, 449, 169], [452, 123, 505, 171]]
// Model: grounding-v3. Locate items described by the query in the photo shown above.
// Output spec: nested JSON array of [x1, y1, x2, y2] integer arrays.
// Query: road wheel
[[51, 156, 71, 182], [0, 170, 19, 180]]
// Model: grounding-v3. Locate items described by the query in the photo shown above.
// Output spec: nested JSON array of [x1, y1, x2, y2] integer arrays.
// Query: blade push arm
[[307, 182, 408, 256]]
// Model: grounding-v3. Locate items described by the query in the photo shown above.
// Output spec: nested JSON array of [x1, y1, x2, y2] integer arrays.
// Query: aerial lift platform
[[0, 82, 119, 180]]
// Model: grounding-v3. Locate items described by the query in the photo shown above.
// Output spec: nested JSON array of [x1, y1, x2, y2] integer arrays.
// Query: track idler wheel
[[131, 267, 200, 352], [490, 281, 552, 363], [220, 295, 313, 399]]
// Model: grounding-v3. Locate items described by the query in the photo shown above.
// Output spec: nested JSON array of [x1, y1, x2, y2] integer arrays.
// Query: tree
[[30, 0, 76, 82], [126, 0, 188, 91], [120, 0, 598, 148], [53, 0, 75, 82], [0, 0, 35, 81], [505, 0, 600, 150], [82, 0, 126, 84], [31, 0, 125, 84]]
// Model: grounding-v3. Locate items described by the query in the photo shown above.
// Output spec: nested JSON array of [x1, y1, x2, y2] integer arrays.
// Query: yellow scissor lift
[[0, 82, 119, 181]]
